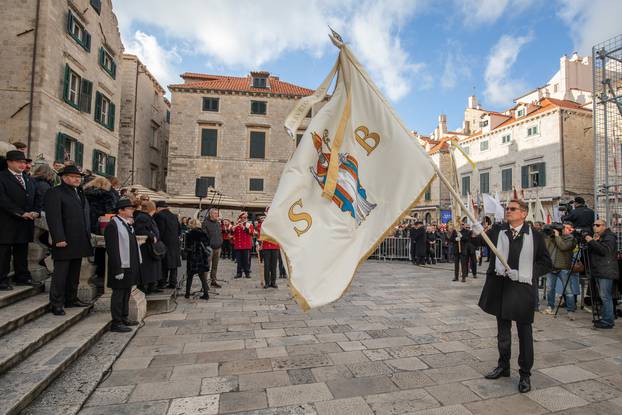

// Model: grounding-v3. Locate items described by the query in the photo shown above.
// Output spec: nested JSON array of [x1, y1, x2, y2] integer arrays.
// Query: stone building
[[118, 54, 170, 190], [0, 0, 123, 174], [167, 71, 315, 211]]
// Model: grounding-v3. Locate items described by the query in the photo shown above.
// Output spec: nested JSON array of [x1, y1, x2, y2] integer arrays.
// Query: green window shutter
[[79, 79, 92, 113], [75, 141, 84, 168], [108, 101, 115, 131], [62, 64, 70, 102], [201, 129, 217, 156], [105, 155, 116, 176], [110, 60, 116, 79], [92, 149, 99, 172], [55, 133, 65, 162], [538, 162, 546, 187], [94, 92, 102, 123], [98, 47, 104, 67], [90, 0, 101, 14], [66, 10, 74, 35], [83, 31, 91, 52], [521, 165, 529, 188]]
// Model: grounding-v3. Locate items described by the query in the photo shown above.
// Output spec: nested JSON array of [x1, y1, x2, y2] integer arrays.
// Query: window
[[296, 134, 303, 147], [527, 125, 539, 137], [517, 108, 525, 117], [250, 131, 266, 159], [55, 133, 84, 167], [200, 128, 217, 157], [424, 186, 431, 201], [306, 109, 312, 118], [480, 140, 489, 152], [202, 97, 219, 112], [151, 125, 160, 149], [461, 176, 470, 197], [480, 120, 489, 128], [480, 172, 490, 194], [66, 10, 91, 51], [521, 162, 546, 188], [501, 168, 512, 191], [94, 92, 115, 130], [90, 0, 101, 14], [166, 110, 171, 124], [553, 84, 558, 93], [462, 145, 470, 155], [201, 176, 215, 188], [150, 165, 159, 189], [252, 77, 267, 88], [91, 150, 115, 176], [251, 100, 267, 115], [62, 65, 92, 112], [501, 134, 511, 144], [98, 47, 116, 79], [249, 178, 264, 191]]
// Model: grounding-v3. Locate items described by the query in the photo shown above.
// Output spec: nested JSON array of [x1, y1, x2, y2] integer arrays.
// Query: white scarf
[[113, 216, 142, 268], [495, 225, 534, 285]]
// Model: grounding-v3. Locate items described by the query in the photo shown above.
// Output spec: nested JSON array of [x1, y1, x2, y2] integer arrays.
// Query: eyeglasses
[[594, 224, 605, 227], [506, 207, 520, 212]]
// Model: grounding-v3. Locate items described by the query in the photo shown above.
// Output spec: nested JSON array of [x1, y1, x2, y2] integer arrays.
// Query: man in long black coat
[[450, 223, 469, 282], [154, 200, 181, 289], [0, 151, 41, 289], [44, 165, 93, 315], [105, 198, 141, 332], [410, 221, 426, 265], [478, 199, 552, 393]]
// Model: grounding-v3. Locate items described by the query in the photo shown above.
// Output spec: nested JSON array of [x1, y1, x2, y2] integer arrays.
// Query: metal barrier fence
[[370, 237, 411, 260]]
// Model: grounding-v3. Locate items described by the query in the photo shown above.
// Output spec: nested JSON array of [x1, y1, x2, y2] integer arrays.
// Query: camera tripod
[[554, 243, 600, 322]]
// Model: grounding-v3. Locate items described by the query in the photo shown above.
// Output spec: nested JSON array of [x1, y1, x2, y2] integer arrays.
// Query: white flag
[[260, 35, 436, 309], [534, 193, 546, 223], [483, 193, 504, 221]]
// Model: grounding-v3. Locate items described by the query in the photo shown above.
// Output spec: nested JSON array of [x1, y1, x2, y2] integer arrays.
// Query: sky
[[112, 0, 621, 135]]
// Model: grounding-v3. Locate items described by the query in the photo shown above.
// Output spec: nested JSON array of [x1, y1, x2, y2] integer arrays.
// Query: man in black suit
[[478, 199, 552, 393], [43, 165, 93, 315], [0, 150, 41, 290], [154, 200, 181, 289], [104, 198, 141, 332]]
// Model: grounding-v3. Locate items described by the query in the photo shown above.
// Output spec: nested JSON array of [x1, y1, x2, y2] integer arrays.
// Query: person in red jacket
[[233, 212, 254, 278], [257, 211, 280, 288], [221, 219, 233, 259]]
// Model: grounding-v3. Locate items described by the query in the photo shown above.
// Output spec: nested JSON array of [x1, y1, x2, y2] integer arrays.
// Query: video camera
[[542, 223, 564, 236], [557, 200, 573, 213]]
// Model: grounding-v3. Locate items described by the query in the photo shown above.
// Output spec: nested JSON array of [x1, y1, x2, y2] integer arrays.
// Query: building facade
[[0, 0, 123, 174], [118, 54, 170, 190], [167, 71, 315, 207]]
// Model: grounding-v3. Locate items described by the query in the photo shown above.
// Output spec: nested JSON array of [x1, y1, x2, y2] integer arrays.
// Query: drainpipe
[[130, 60, 139, 185], [26, 0, 41, 158]]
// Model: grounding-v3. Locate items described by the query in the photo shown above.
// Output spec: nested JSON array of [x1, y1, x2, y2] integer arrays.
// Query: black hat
[[155, 200, 168, 208], [115, 198, 134, 211], [58, 165, 85, 176], [5, 150, 27, 162], [574, 196, 585, 205]]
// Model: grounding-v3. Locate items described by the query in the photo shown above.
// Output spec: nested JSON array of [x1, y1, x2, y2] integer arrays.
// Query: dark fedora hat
[[58, 165, 85, 176], [155, 200, 168, 208], [5, 150, 28, 162], [115, 198, 134, 211]]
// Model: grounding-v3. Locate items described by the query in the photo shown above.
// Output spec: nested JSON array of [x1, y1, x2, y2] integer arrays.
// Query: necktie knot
[[15, 174, 25, 189], [512, 229, 519, 239]]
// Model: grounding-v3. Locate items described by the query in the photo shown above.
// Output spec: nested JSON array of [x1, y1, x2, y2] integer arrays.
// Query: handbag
[[148, 240, 167, 259], [571, 261, 585, 274]]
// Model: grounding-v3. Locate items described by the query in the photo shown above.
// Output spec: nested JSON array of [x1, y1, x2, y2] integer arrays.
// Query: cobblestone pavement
[[81, 259, 622, 414]]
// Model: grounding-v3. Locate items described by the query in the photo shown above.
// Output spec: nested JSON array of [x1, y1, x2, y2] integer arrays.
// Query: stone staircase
[[0, 285, 120, 415]]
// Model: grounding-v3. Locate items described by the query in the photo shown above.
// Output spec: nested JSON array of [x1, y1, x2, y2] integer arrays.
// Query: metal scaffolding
[[593, 34, 622, 244]]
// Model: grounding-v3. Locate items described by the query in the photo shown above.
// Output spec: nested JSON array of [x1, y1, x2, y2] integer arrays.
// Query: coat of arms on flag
[[260, 31, 438, 310]]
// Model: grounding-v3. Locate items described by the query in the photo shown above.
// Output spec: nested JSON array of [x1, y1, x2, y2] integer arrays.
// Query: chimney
[[468, 95, 478, 109]]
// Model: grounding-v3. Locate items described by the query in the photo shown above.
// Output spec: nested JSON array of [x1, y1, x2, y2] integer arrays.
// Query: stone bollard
[[29, 218, 52, 282]]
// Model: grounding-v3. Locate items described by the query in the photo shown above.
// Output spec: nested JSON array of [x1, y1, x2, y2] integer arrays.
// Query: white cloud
[[441, 41, 472, 91], [455, 0, 535, 25], [113, 0, 424, 101], [124, 31, 181, 93], [556, 0, 622, 54], [484, 33, 533, 106]]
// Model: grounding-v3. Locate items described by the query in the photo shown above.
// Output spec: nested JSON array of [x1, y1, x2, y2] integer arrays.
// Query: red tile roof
[[169, 72, 314, 97]]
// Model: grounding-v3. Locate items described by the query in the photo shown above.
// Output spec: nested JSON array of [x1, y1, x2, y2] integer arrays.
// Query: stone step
[[0, 311, 110, 415], [22, 326, 137, 415], [0, 306, 93, 376], [0, 285, 44, 309], [0, 294, 50, 337]]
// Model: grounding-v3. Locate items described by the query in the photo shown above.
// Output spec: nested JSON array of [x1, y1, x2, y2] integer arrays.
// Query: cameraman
[[542, 223, 577, 319], [562, 197, 595, 230], [585, 220, 617, 329]]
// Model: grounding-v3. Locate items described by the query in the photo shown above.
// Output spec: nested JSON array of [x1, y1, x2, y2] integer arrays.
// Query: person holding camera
[[585, 220, 617, 329], [479, 199, 552, 393], [542, 223, 577, 319], [562, 196, 595, 230]]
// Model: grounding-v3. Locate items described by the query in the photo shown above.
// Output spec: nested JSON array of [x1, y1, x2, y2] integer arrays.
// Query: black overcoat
[[185, 228, 211, 276], [410, 227, 427, 257], [104, 217, 140, 289], [478, 223, 552, 324], [154, 209, 181, 267], [0, 169, 39, 244], [84, 187, 116, 234], [133, 210, 162, 285], [43, 182, 93, 260], [33, 177, 52, 213]]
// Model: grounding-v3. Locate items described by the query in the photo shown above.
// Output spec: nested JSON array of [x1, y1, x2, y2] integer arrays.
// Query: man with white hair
[[201, 207, 223, 288]]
